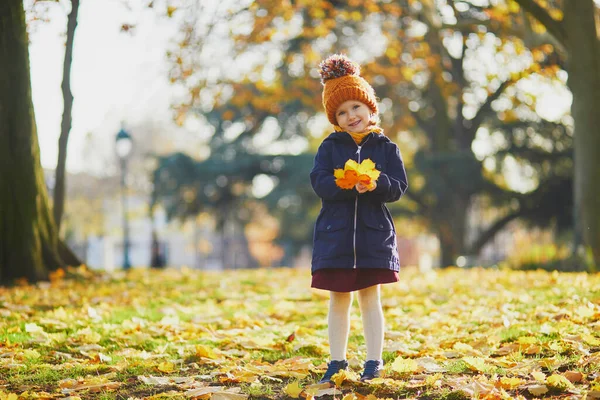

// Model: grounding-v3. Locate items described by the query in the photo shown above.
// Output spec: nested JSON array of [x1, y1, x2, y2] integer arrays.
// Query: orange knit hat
[[319, 54, 379, 128]]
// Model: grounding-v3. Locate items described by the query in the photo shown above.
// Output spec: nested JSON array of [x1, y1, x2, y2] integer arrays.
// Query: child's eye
[[353, 105, 360, 109], [338, 111, 345, 116]]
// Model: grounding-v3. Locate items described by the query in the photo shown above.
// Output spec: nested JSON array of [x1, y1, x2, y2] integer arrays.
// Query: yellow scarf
[[334, 122, 384, 145]]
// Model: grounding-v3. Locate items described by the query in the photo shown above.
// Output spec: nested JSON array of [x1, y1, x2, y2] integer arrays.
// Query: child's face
[[335, 100, 372, 134]]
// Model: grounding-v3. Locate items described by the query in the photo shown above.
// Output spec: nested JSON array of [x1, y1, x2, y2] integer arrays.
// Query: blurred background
[[25, 0, 597, 272]]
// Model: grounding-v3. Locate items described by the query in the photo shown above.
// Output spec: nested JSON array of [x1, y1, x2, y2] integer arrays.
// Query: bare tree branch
[[467, 210, 524, 254], [465, 80, 511, 143], [514, 0, 568, 48]]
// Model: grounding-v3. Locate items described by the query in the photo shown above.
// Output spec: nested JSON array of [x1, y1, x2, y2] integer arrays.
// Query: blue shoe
[[360, 359, 383, 381], [318, 360, 349, 384]]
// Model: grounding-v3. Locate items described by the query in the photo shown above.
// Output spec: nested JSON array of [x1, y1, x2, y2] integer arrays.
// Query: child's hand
[[356, 181, 377, 193], [356, 182, 368, 193]]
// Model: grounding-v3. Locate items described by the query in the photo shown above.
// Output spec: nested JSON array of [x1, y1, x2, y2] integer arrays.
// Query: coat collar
[[323, 131, 390, 146]]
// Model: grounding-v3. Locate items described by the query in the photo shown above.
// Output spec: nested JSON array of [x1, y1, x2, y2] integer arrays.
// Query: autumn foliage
[[334, 159, 380, 190], [1, 267, 599, 399]]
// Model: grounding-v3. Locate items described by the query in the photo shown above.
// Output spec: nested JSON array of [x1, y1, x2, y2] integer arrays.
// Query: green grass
[[1, 267, 599, 399]]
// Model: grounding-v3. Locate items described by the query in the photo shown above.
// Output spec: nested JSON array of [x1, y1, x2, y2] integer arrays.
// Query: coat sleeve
[[310, 140, 358, 201], [368, 142, 408, 203]]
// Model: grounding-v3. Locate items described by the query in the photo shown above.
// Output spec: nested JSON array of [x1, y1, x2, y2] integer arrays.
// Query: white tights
[[328, 285, 384, 361]]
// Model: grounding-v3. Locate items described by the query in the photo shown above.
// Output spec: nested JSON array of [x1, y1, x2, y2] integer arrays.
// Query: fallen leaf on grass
[[462, 356, 489, 372], [157, 361, 177, 373], [312, 387, 342, 397], [528, 384, 549, 396], [212, 392, 248, 400], [196, 344, 220, 359], [331, 369, 359, 386], [283, 381, 303, 398], [564, 370, 584, 383], [185, 386, 225, 397], [185, 386, 246, 399], [416, 357, 446, 373], [391, 356, 420, 373], [61, 381, 121, 394], [531, 371, 546, 382], [497, 376, 526, 389], [547, 374, 574, 390], [138, 375, 197, 385]]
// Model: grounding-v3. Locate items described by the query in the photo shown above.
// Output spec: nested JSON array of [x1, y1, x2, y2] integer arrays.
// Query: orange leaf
[[335, 170, 358, 189]]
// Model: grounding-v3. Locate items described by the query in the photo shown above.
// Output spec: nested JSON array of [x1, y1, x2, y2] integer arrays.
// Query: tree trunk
[[0, 0, 70, 283], [53, 0, 80, 232], [435, 194, 469, 267], [563, 1, 600, 268]]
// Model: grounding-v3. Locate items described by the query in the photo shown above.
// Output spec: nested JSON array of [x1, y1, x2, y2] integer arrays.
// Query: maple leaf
[[331, 369, 358, 386], [334, 168, 359, 189], [462, 356, 489, 372], [334, 159, 380, 190], [546, 374, 574, 390], [157, 361, 176, 373], [283, 381, 302, 398], [528, 384, 549, 396], [498, 376, 525, 389], [391, 357, 419, 374], [196, 344, 219, 359]]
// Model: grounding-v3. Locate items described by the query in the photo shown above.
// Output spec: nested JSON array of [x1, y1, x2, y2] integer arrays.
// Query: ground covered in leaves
[[0, 266, 599, 400]]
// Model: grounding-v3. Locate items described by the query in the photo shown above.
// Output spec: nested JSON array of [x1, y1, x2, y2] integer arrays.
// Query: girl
[[310, 54, 408, 384]]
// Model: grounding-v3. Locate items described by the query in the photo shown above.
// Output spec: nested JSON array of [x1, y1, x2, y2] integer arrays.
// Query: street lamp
[[115, 127, 133, 270]]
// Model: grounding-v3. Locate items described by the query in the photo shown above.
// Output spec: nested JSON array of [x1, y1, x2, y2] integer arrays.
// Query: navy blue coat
[[310, 131, 408, 273]]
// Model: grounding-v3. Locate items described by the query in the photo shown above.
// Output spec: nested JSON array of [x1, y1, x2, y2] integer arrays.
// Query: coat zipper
[[353, 135, 370, 269]]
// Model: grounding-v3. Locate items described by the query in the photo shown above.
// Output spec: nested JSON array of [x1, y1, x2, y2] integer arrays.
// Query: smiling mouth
[[349, 120, 361, 127]]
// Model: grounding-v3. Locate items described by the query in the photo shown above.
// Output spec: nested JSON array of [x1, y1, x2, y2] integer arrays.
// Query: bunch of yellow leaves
[[334, 159, 380, 190]]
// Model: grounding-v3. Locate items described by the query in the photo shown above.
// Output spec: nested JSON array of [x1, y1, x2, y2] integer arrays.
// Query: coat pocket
[[362, 209, 396, 258], [316, 215, 348, 232], [313, 208, 351, 260]]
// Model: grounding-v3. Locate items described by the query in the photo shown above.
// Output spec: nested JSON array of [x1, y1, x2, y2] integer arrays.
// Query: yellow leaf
[[157, 361, 176, 373], [304, 385, 322, 397], [463, 356, 488, 372], [528, 384, 548, 396], [531, 371, 546, 382], [391, 357, 419, 373], [517, 336, 537, 344], [499, 376, 526, 389], [547, 374, 574, 390], [453, 342, 475, 353], [196, 344, 218, 359], [333, 168, 345, 179], [342, 394, 357, 400], [344, 159, 360, 172], [331, 369, 357, 386], [582, 334, 600, 346], [358, 158, 375, 172], [23, 349, 41, 359], [167, 6, 177, 17], [283, 381, 303, 398]]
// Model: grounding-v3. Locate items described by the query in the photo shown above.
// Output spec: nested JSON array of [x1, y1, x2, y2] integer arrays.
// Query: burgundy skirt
[[311, 268, 399, 292]]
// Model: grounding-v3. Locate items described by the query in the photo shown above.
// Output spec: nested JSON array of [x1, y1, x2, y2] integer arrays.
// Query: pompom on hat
[[319, 54, 379, 129]]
